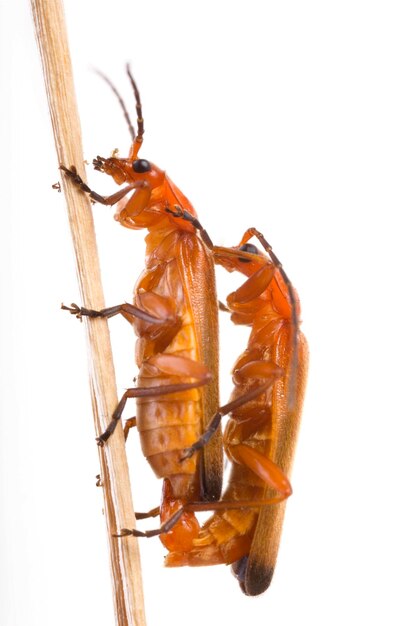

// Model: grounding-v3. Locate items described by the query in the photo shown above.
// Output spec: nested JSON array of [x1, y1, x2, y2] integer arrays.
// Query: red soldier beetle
[[61, 67, 306, 590], [61, 66, 225, 553], [152, 215, 309, 596]]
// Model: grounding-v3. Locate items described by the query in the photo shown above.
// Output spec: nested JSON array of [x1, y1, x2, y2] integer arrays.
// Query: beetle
[[155, 220, 309, 596], [61, 66, 225, 553], [61, 68, 307, 591]]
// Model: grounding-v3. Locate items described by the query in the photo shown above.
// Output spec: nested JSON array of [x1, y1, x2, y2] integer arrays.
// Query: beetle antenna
[[94, 69, 135, 141], [126, 64, 144, 143]]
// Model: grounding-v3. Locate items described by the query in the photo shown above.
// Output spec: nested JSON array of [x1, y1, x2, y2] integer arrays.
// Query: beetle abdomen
[[138, 396, 203, 479]]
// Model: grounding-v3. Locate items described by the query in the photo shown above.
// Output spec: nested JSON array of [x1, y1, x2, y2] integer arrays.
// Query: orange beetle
[[157, 221, 308, 596], [61, 67, 223, 553], [62, 69, 307, 593]]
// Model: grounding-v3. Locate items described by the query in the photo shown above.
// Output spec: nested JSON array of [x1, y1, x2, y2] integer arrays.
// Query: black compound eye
[[238, 243, 259, 262], [132, 159, 151, 173]]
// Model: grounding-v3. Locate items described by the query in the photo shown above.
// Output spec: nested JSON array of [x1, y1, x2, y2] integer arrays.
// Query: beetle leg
[[123, 417, 136, 440], [115, 506, 187, 539], [140, 353, 212, 382], [159, 208, 299, 417], [227, 263, 276, 305], [181, 381, 275, 461], [61, 302, 163, 325], [98, 379, 210, 445], [238, 228, 292, 283], [236, 227, 298, 329], [181, 361, 282, 460], [63, 294, 180, 347], [165, 206, 214, 249], [227, 444, 292, 496], [116, 488, 291, 540], [97, 354, 212, 445], [134, 506, 160, 521], [237, 228, 300, 408], [161, 211, 280, 312], [60, 165, 151, 210]]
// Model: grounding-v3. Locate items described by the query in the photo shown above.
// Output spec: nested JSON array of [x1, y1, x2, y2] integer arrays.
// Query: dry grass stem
[[30, 1, 147, 624]]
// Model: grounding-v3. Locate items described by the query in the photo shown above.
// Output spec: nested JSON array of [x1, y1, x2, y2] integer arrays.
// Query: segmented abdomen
[[134, 236, 205, 495]]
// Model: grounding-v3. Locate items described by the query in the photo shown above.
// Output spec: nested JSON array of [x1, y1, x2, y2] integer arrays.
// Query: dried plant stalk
[[30, 1, 147, 624]]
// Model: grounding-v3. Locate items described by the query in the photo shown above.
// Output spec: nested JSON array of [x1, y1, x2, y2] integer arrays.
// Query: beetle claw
[[114, 528, 133, 538], [61, 302, 81, 315]]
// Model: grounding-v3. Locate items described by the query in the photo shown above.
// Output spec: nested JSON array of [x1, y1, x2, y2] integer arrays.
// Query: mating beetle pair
[[61, 66, 308, 597]]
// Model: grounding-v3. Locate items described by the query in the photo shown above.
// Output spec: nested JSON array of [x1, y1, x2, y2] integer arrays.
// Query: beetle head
[[93, 152, 165, 189]]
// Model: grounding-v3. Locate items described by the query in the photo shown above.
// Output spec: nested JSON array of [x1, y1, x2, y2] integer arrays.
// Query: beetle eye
[[132, 159, 151, 173], [237, 243, 259, 262], [238, 243, 259, 254]]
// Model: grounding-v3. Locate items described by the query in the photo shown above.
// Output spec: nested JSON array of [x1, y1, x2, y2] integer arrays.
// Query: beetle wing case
[[176, 234, 222, 500], [241, 332, 309, 595]]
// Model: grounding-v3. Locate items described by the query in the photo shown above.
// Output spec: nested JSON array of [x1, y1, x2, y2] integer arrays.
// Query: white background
[[1, 1, 417, 625]]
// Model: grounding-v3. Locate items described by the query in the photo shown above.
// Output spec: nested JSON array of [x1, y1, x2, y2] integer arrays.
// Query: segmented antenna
[[94, 68, 135, 141], [126, 64, 144, 142]]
